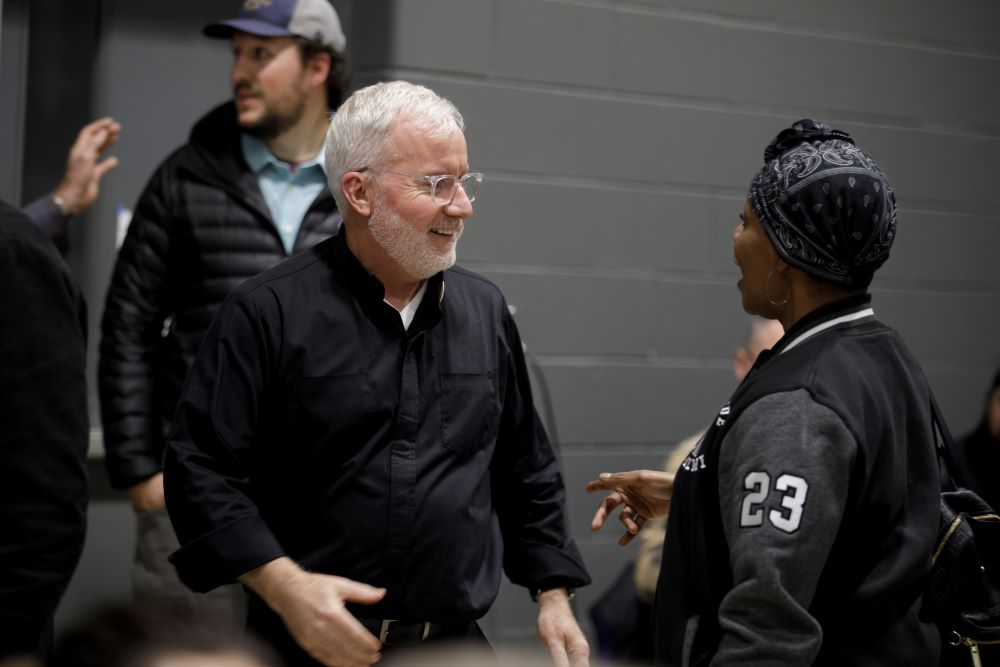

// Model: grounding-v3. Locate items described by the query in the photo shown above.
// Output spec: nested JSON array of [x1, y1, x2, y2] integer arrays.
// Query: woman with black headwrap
[[587, 120, 942, 666]]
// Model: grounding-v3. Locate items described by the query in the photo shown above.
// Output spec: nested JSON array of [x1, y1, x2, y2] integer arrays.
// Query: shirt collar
[[240, 133, 327, 175], [331, 232, 445, 330], [762, 293, 874, 365]]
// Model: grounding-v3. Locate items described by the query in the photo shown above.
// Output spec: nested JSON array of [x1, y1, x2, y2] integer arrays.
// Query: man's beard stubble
[[235, 84, 308, 141], [369, 196, 461, 280]]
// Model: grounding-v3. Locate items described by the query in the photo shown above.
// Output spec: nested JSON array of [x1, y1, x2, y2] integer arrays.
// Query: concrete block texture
[[464, 180, 741, 274], [361, 0, 493, 74], [663, 0, 1000, 56], [614, 7, 1000, 132], [494, 0, 613, 87]]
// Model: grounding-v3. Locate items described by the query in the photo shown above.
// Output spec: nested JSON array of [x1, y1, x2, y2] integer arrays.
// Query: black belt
[[359, 618, 461, 646]]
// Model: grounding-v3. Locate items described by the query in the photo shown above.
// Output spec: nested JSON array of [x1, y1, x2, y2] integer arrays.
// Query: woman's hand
[[586, 470, 675, 546]]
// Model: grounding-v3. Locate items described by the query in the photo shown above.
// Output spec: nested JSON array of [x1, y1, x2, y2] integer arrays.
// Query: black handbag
[[921, 394, 1000, 667]]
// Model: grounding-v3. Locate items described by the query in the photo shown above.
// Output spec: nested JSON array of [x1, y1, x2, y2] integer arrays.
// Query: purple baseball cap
[[204, 0, 346, 52]]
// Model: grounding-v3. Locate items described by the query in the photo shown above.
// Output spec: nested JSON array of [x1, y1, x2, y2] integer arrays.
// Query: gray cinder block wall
[[2, 0, 998, 650]]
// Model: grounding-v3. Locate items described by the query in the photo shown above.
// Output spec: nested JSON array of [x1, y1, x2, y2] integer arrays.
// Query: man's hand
[[53, 117, 122, 216], [586, 470, 675, 546], [241, 558, 385, 667], [127, 472, 165, 510], [536, 588, 589, 667]]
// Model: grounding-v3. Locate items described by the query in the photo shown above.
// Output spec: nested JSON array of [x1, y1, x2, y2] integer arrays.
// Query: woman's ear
[[341, 172, 373, 218]]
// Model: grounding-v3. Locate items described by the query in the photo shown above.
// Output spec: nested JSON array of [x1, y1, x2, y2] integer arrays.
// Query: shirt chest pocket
[[439, 370, 499, 458]]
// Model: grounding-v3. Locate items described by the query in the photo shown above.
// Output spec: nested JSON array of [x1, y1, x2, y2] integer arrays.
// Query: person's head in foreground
[[48, 600, 282, 667]]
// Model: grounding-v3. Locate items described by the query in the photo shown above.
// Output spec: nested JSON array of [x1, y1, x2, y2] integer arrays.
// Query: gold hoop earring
[[765, 270, 790, 306]]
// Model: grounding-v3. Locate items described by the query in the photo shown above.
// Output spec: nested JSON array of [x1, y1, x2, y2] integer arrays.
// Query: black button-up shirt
[[164, 231, 589, 623]]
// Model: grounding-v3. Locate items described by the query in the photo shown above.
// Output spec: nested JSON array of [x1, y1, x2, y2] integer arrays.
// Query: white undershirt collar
[[781, 307, 875, 354], [386, 281, 428, 331]]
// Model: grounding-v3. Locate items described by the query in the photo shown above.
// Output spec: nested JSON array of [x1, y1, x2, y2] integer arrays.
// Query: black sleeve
[[97, 165, 174, 489], [163, 287, 286, 593], [491, 303, 591, 592], [0, 202, 88, 657]]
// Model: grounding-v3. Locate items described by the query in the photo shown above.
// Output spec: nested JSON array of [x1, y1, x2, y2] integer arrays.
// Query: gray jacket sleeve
[[713, 389, 856, 665]]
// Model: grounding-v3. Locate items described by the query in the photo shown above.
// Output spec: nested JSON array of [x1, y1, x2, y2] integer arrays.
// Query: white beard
[[369, 196, 462, 280]]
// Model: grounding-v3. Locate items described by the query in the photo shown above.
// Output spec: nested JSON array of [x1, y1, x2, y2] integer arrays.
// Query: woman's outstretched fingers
[[586, 469, 674, 527], [590, 490, 624, 531], [615, 507, 648, 546]]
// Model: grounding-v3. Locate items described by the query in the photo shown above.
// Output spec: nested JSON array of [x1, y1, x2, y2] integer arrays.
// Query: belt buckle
[[377, 619, 432, 645], [379, 619, 394, 644]]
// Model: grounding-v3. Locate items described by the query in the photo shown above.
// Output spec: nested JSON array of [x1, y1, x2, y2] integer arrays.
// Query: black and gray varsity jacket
[[655, 294, 941, 666]]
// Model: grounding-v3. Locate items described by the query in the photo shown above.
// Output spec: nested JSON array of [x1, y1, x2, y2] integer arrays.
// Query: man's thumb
[[340, 581, 386, 605]]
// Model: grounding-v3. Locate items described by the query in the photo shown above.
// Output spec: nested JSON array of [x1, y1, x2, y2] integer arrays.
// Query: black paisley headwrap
[[748, 119, 897, 288]]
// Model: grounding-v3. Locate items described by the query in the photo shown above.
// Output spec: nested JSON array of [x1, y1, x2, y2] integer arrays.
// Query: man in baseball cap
[[98, 0, 347, 627]]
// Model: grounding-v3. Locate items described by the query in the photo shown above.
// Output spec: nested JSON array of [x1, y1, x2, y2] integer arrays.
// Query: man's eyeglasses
[[358, 167, 483, 206]]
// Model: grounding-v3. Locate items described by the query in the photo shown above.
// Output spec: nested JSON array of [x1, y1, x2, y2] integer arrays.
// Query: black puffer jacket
[[98, 102, 340, 490]]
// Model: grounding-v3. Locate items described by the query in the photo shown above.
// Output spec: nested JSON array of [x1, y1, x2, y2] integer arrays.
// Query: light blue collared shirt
[[241, 133, 328, 254]]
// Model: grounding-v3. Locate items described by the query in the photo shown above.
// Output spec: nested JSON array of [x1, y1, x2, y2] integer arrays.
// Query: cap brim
[[203, 18, 297, 40]]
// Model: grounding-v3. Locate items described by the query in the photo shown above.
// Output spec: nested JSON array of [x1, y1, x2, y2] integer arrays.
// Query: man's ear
[[341, 171, 373, 218], [306, 51, 331, 90]]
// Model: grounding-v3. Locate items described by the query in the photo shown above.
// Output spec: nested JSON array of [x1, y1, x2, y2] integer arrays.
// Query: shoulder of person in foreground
[[0, 198, 88, 659]]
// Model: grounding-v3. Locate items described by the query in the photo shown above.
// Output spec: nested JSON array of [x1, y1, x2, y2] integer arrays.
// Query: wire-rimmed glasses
[[358, 167, 483, 205]]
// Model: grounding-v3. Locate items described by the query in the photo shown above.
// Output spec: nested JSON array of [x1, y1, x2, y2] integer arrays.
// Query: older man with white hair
[[163, 81, 591, 667]]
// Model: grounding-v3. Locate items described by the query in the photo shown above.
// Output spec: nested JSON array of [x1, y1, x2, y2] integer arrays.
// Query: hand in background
[[586, 470, 675, 546], [53, 117, 121, 216]]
